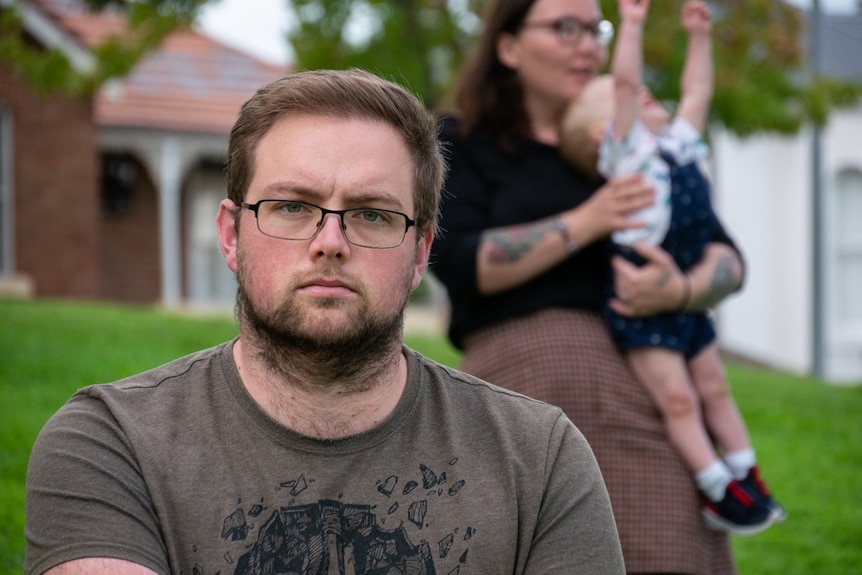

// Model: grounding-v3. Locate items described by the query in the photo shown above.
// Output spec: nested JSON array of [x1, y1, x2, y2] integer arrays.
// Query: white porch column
[[159, 136, 183, 307]]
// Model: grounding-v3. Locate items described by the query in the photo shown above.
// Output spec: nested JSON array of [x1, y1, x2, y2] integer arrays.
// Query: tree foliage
[[598, 0, 861, 136], [287, 0, 860, 136], [287, 0, 480, 107], [1, 0, 859, 136], [0, 0, 208, 96]]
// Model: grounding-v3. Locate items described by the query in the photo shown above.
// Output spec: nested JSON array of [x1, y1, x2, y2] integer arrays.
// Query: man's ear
[[411, 227, 434, 291], [216, 199, 240, 273]]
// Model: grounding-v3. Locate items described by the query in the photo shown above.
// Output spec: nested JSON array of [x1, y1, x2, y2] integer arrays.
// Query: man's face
[[217, 113, 431, 351]]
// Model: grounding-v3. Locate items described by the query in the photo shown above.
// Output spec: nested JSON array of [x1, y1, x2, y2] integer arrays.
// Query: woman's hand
[[575, 173, 655, 245], [475, 173, 654, 295], [609, 243, 685, 316], [609, 242, 744, 317]]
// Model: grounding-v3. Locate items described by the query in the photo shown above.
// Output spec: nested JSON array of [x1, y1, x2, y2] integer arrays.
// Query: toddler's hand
[[618, 0, 649, 24], [681, 0, 711, 35]]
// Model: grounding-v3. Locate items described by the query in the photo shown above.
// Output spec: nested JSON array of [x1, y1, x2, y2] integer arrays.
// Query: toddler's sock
[[695, 460, 734, 502], [724, 448, 756, 480]]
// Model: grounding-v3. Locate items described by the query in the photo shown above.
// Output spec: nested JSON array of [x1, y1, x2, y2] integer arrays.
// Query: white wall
[[821, 106, 862, 383], [711, 127, 813, 375], [712, 105, 862, 384]]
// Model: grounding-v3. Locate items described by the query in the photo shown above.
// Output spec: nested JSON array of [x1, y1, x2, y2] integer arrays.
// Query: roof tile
[[32, 0, 287, 134]]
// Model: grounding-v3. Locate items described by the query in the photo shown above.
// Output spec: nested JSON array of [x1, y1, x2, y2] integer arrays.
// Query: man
[[25, 69, 625, 575]]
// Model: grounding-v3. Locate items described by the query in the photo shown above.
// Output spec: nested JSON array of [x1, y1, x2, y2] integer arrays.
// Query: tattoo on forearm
[[698, 254, 739, 308], [483, 220, 558, 264], [656, 271, 672, 288]]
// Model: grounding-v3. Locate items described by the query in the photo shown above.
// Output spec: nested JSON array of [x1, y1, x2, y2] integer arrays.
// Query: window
[[186, 165, 236, 307], [102, 153, 137, 215], [835, 169, 862, 324]]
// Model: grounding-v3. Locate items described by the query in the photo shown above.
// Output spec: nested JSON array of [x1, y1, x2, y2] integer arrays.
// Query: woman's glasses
[[521, 16, 614, 47]]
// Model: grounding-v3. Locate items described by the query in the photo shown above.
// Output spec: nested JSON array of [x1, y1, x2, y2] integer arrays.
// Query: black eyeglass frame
[[520, 16, 614, 47], [240, 199, 417, 249]]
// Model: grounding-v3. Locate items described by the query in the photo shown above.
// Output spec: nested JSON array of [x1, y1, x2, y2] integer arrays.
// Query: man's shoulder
[[67, 340, 234, 417], [37, 341, 235, 454]]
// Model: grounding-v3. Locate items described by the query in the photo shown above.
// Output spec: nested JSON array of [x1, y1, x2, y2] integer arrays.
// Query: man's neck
[[232, 338, 408, 439]]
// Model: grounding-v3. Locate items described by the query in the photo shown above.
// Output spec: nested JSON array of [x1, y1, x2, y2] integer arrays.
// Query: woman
[[431, 0, 744, 573]]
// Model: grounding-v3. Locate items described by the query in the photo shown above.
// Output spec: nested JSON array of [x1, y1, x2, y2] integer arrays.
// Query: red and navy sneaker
[[740, 465, 786, 524], [702, 479, 775, 536]]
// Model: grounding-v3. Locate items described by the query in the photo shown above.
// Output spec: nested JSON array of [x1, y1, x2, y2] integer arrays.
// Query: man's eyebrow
[[258, 182, 306, 196], [345, 191, 407, 210], [257, 184, 408, 210]]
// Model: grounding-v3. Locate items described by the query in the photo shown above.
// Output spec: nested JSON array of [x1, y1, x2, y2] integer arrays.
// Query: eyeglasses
[[521, 16, 614, 47], [240, 199, 416, 249]]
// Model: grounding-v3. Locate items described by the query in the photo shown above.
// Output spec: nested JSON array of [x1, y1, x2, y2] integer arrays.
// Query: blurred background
[[1, 0, 860, 384]]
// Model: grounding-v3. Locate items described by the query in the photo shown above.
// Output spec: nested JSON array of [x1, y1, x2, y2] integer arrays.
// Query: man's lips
[[299, 278, 357, 298]]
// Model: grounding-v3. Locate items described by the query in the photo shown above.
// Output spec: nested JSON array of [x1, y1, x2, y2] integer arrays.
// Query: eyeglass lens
[[250, 200, 412, 248], [523, 17, 614, 46]]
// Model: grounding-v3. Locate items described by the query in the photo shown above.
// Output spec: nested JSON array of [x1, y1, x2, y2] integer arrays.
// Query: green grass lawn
[[2, 299, 860, 574]]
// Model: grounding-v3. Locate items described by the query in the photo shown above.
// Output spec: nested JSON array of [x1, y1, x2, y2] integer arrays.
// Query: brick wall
[[99, 155, 161, 303], [0, 62, 101, 299]]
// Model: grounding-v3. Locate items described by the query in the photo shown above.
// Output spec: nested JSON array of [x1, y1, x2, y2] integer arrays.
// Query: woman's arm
[[608, 241, 744, 316], [477, 174, 654, 294]]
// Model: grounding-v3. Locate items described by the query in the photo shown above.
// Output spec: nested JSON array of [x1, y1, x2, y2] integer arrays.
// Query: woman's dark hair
[[443, 0, 537, 155]]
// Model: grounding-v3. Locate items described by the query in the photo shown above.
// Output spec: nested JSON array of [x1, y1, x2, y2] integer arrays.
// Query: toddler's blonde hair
[[560, 75, 615, 181]]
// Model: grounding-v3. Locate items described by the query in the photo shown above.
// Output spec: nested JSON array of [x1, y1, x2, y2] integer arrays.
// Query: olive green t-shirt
[[25, 341, 624, 574]]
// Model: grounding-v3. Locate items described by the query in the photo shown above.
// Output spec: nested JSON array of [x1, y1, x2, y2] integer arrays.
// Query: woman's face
[[497, 0, 608, 114]]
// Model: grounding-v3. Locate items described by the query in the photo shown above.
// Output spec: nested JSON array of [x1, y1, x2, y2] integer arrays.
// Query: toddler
[[561, 0, 785, 535]]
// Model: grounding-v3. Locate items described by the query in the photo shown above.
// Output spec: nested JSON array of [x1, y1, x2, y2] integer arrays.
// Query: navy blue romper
[[605, 152, 717, 359]]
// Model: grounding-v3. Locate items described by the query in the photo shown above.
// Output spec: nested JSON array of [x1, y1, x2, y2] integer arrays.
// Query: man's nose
[[310, 212, 350, 250]]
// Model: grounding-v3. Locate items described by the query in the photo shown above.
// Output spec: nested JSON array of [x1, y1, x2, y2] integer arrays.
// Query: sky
[[196, 0, 859, 68], [197, 0, 294, 66]]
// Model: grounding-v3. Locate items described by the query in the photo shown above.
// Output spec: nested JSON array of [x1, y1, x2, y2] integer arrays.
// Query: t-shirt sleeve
[[523, 413, 626, 574], [25, 392, 168, 575]]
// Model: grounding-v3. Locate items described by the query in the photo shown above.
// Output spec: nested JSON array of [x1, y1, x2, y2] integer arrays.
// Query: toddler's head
[[560, 75, 615, 181], [561, 76, 672, 179]]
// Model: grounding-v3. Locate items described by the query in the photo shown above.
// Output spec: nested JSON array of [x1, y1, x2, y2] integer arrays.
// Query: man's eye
[[274, 202, 305, 214], [351, 209, 396, 225], [359, 210, 385, 223]]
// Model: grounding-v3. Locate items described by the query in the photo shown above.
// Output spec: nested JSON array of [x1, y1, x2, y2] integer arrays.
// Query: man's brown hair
[[227, 69, 445, 236]]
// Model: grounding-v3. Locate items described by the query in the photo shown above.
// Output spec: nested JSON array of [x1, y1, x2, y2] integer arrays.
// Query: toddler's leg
[[688, 343, 750, 456], [689, 343, 787, 524], [626, 347, 718, 474], [627, 347, 777, 534]]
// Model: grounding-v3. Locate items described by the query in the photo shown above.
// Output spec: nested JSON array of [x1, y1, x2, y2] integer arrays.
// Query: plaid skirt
[[461, 308, 735, 575]]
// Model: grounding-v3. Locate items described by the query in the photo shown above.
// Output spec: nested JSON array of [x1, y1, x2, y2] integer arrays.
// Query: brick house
[[0, 0, 284, 307]]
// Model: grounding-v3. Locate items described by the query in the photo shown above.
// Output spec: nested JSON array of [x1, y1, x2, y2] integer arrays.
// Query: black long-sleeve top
[[430, 116, 739, 350]]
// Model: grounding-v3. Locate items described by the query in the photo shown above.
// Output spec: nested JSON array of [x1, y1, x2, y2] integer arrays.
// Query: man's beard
[[235, 269, 410, 388]]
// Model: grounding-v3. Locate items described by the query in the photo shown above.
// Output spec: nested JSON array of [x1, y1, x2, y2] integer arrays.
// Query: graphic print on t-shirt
[[213, 459, 473, 575]]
